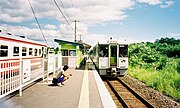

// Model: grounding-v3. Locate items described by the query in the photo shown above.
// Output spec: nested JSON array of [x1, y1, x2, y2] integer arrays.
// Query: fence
[[0, 58, 44, 98], [0, 53, 62, 99]]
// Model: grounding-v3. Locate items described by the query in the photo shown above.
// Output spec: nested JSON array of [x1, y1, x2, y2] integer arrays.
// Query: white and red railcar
[[0, 31, 47, 96]]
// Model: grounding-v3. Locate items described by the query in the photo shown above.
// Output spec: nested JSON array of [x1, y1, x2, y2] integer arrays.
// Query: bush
[[128, 66, 180, 100]]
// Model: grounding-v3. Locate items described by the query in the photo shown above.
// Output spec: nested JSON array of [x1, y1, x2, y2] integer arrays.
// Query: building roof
[[54, 39, 83, 47], [77, 41, 91, 48]]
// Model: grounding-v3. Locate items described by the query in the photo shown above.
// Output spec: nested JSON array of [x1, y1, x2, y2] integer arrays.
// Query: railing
[[0, 58, 44, 98], [44, 53, 62, 81], [0, 53, 63, 99], [0, 60, 20, 98]]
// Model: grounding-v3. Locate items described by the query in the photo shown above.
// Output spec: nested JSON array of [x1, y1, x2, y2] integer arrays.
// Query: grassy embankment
[[128, 58, 180, 101]]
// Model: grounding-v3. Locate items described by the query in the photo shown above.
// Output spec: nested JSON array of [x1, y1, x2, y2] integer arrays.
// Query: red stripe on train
[[0, 57, 42, 62], [0, 36, 46, 46]]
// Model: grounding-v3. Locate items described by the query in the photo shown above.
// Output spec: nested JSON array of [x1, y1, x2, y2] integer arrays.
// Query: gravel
[[120, 75, 180, 108]]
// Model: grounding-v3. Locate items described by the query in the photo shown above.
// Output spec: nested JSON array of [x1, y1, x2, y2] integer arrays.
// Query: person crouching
[[52, 65, 72, 86]]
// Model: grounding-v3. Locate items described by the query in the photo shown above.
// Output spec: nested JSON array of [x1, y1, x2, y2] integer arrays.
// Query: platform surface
[[0, 63, 116, 108]]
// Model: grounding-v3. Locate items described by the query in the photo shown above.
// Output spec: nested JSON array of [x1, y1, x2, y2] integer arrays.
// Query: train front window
[[99, 45, 108, 57], [13, 46, 19, 56], [119, 45, 128, 57], [111, 46, 117, 57], [0, 45, 8, 57]]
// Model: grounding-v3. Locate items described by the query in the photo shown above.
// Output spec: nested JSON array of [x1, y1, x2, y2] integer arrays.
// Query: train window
[[22, 47, 27, 56], [0, 45, 8, 57], [111, 46, 117, 57], [34, 49, 38, 56], [13, 46, 19, 56], [39, 49, 41, 56], [119, 45, 128, 57], [99, 45, 108, 57], [69, 50, 76, 56], [61, 50, 68, 56], [29, 48, 33, 56]]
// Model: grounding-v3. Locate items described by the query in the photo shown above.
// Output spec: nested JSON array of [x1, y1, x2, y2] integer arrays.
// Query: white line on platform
[[36, 82, 52, 84], [78, 67, 89, 108], [93, 70, 117, 108]]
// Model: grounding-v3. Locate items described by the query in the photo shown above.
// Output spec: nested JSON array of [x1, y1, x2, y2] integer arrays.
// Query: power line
[[58, 0, 71, 21], [70, 0, 75, 9], [27, 0, 48, 45], [53, 0, 74, 31], [70, 0, 77, 20]]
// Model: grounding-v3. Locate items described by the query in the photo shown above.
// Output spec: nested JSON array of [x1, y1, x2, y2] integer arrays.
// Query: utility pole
[[79, 34, 82, 42], [73, 20, 79, 42]]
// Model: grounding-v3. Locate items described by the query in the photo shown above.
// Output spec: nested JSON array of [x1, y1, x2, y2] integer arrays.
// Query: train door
[[110, 45, 117, 66]]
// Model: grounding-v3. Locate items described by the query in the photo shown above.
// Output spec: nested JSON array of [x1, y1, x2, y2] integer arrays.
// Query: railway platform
[[0, 62, 116, 108]]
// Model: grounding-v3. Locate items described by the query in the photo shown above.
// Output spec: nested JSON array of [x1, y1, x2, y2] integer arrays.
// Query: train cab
[[90, 38, 128, 77]]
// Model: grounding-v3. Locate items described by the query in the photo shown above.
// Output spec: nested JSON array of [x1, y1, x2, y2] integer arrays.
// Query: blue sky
[[0, 0, 180, 46], [89, 0, 180, 42]]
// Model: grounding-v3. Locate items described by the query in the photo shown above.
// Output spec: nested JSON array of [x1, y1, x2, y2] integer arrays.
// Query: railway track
[[104, 78, 155, 108]]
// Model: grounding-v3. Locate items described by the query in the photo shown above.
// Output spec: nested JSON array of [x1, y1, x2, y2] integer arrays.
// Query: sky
[[0, 0, 180, 46]]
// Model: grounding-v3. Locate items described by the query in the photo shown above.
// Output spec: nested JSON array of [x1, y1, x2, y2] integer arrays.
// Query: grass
[[128, 66, 180, 101]]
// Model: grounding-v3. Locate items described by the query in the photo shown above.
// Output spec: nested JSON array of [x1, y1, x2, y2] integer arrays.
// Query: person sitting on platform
[[52, 65, 72, 86]]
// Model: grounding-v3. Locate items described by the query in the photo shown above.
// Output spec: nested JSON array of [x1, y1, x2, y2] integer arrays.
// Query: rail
[[105, 78, 155, 108]]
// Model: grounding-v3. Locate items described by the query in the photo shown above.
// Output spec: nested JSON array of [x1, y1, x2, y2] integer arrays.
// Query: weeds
[[128, 66, 180, 100]]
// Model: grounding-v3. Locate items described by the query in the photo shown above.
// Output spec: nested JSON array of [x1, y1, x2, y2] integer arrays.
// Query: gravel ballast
[[120, 75, 180, 108]]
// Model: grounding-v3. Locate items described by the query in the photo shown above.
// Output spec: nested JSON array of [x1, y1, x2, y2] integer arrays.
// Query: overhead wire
[[53, 0, 74, 31], [70, 0, 75, 9], [27, 0, 48, 45], [58, 0, 71, 22]]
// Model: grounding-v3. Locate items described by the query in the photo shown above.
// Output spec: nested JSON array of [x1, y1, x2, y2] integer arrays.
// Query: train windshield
[[99, 45, 108, 57], [119, 45, 128, 57]]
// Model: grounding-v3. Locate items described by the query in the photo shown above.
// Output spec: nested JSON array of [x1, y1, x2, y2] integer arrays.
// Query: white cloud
[[83, 33, 108, 45], [0, 0, 176, 46], [0, 0, 135, 44], [136, 0, 175, 8], [0, 0, 32, 22], [0, 0, 134, 25], [137, 0, 162, 5], [31, 23, 38, 27], [44, 24, 57, 30], [160, 1, 174, 8], [164, 33, 180, 38], [0, 24, 62, 46]]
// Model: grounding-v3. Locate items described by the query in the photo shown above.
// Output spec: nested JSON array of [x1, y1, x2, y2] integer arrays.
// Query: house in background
[[54, 39, 84, 68], [77, 40, 91, 56]]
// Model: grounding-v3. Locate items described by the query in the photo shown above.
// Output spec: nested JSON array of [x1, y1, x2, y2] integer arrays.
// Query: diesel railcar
[[89, 38, 128, 77]]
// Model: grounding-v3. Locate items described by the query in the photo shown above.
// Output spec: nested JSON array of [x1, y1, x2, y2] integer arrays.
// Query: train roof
[[89, 38, 128, 51], [98, 39, 128, 45], [0, 32, 47, 46]]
